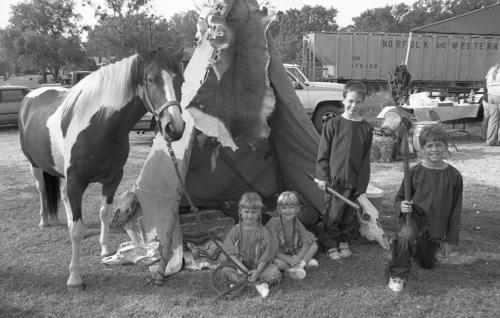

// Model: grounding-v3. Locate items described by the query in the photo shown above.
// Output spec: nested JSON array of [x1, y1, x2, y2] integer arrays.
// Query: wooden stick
[[401, 127, 412, 226], [304, 172, 361, 210]]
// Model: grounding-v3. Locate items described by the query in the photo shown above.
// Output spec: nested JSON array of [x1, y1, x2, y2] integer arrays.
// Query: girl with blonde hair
[[266, 191, 319, 280], [222, 192, 281, 298]]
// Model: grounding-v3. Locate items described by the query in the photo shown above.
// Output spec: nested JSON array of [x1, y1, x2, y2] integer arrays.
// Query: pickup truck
[[284, 64, 345, 132]]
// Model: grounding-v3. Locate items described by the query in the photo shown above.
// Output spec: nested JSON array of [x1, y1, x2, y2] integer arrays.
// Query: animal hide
[[188, 0, 276, 149]]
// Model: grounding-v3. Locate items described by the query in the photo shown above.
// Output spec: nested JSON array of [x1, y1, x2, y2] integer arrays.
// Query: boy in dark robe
[[388, 124, 463, 292], [316, 81, 373, 260]]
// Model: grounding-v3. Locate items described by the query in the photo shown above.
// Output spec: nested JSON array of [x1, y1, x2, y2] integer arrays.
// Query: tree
[[166, 11, 198, 49], [273, 5, 338, 64], [85, 0, 173, 59], [352, 0, 498, 33], [85, 2, 198, 61], [0, 28, 22, 75], [352, 4, 410, 33], [1, 0, 85, 80], [85, 14, 153, 59]]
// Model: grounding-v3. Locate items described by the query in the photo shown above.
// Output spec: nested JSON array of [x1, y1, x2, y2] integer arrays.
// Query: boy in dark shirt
[[316, 81, 373, 260], [388, 124, 463, 292]]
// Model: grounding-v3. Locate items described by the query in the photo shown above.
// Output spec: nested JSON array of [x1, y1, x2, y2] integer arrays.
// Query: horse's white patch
[[46, 99, 67, 175], [47, 103, 93, 177], [162, 70, 177, 102], [67, 219, 85, 286], [187, 107, 237, 150], [27, 86, 68, 98]]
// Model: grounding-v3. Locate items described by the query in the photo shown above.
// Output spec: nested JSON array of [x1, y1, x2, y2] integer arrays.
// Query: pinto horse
[[19, 49, 186, 289]]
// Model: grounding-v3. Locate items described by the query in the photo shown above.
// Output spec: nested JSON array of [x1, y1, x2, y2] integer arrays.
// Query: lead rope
[[148, 141, 249, 288]]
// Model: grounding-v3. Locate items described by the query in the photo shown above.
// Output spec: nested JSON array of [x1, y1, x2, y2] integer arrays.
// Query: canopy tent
[[411, 3, 500, 36], [402, 3, 500, 90]]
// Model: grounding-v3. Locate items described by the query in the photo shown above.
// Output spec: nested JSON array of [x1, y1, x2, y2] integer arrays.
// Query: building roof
[[411, 3, 500, 36]]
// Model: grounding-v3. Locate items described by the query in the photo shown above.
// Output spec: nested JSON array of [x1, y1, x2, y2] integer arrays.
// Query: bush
[[371, 135, 396, 163], [362, 90, 394, 126]]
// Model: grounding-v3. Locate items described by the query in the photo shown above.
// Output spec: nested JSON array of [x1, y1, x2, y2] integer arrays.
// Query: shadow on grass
[[408, 258, 500, 297], [0, 303, 38, 318]]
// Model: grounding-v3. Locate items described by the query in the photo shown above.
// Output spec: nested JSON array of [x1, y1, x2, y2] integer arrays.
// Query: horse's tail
[[43, 171, 60, 217]]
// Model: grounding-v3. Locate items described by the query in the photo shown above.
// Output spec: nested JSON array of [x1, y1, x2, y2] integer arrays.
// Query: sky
[[0, 0, 418, 28]]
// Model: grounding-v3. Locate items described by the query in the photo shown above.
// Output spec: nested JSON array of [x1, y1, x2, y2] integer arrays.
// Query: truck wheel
[[312, 104, 342, 133]]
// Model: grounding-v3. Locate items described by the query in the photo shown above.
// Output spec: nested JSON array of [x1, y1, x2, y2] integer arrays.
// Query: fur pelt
[[189, 0, 276, 148]]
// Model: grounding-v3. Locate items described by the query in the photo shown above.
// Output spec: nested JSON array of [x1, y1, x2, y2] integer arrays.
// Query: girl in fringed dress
[[222, 192, 282, 298]]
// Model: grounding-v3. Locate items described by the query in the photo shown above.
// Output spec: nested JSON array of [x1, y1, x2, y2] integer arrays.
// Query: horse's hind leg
[[99, 172, 123, 257], [30, 166, 59, 227]]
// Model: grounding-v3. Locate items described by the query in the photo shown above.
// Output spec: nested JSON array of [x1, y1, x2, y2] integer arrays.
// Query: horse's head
[[142, 49, 186, 142]]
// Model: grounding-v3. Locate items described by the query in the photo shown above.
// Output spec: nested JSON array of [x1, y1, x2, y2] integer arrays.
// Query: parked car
[[0, 86, 31, 127]]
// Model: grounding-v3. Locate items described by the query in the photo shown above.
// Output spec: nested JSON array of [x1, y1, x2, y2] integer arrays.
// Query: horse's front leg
[[99, 197, 113, 257], [66, 174, 88, 289], [100, 173, 123, 257]]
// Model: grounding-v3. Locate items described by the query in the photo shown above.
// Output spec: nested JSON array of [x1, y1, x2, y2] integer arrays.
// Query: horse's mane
[[60, 54, 144, 122]]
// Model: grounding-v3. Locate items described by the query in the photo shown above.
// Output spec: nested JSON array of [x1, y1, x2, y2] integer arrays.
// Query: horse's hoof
[[67, 283, 86, 292], [101, 247, 112, 257], [39, 222, 49, 229], [39, 218, 61, 228]]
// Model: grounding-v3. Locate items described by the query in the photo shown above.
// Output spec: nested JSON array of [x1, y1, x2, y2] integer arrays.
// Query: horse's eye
[[148, 77, 154, 83]]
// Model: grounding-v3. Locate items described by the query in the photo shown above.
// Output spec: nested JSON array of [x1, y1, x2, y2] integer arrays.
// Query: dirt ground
[[1, 123, 500, 317]]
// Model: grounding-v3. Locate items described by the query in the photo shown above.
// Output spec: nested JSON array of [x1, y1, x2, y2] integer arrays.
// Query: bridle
[[141, 72, 182, 136]]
